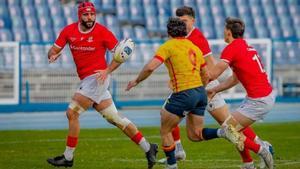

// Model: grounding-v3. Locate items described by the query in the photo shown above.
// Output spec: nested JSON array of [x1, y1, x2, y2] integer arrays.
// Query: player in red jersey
[[158, 6, 273, 169], [207, 17, 275, 169], [46, 2, 157, 168]]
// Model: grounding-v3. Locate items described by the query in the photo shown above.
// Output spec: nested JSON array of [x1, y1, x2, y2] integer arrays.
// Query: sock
[[131, 131, 150, 152], [217, 128, 225, 138], [163, 144, 176, 165], [242, 127, 257, 141], [254, 136, 264, 146], [172, 125, 181, 142], [244, 137, 260, 153], [239, 148, 253, 163], [202, 128, 219, 140], [64, 136, 78, 161]]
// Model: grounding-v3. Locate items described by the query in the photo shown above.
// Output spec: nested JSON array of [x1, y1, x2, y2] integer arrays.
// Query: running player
[[207, 17, 275, 169], [160, 6, 273, 169], [46, 2, 157, 168], [126, 17, 243, 169]]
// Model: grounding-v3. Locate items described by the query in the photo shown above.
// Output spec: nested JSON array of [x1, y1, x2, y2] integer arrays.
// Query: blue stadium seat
[[158, 16, 169, 32], [49, 5, 64, 18], [0, 0, 6, 6], [53, 17, 66, 30], [211, 6, 224, 17], [116, 2, 130, 22], [36, 5, 51, 18], [47, 0, 56, 5], [263, 5, 276, 16], [224, 5, 238, 17], [145, 16, 159, 32], [23, 6, 36, 17], [0, 16, 12, 29], [274, 0, 287, 6], [142, 0, 155, 6], [202, 26, 216, 39], [8, 0, 21, 6], [183, 0, 197, 7], [31, 44, 47, 68], [9, 5, 23, 17], [0, 5, 10, 18], [250, 5, 264, 16], [255, 26, 270, 38], [210, 0, 222, 6], [288, 0, 300, 5], [25, 16, 39, 29], [275, 5, 289, 15], [110, 27, 122, 40], [12, 28, 28, 42], [61, 46, 74, 68], [11, 16, 25, 29], [4, 48, 14, 68], [21, 45, 33, 68], [134, 26, 148, 40], [121, 25, 135, 39], [269, 28, 283, 38], [63, 5, 77, 23], [105, 14, 118, 27], [130, 4, 144, 24], [101, 0, 116, 12], [38, 17, 53, 29], [96, 13, 105, 25], [21, 0, 34, 6], [0, 29, 13, 41], [34, 0, 48, 6], [296, 28, 300, 38], [144, 6, 157, 17], [27, 28, 42, 42], [41, 28, 55, 42], [244, 27, 256, 38]]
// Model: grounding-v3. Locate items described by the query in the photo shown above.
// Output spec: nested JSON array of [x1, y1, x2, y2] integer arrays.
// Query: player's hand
[[206, 88, 217, 102], [126, 80, 138, 91], [48, 53, 61, 63], [95, 69, 108, 84]]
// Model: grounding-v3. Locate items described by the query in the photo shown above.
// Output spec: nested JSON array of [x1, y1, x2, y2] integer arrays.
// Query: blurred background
[[0, 0, 299, 128]]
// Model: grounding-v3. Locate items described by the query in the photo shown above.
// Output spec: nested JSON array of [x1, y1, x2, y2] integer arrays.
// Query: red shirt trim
[[167, 59, 178, 92], [154, 55, 164, 62]]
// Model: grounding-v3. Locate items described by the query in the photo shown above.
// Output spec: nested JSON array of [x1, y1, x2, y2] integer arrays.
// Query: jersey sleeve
[[103, 28, 118, 51], [220, 44, 235, 65], [54, 27, 68, 48], [154, 43, 170, 62], [197, 30, 212, 57]]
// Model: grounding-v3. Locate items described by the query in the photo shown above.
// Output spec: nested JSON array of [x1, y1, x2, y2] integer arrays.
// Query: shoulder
[[190, 28, 205, 38]]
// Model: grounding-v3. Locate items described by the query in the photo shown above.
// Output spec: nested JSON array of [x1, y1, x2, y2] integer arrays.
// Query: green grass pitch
[[0, 122, 299, 169]]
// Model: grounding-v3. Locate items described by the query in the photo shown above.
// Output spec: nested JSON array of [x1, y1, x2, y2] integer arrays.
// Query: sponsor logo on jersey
[[87, 36, 93, 43], [69, 45, 95, 51]]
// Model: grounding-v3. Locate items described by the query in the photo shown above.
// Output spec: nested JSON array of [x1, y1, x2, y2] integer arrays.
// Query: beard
[[81, 20, 95, 29]]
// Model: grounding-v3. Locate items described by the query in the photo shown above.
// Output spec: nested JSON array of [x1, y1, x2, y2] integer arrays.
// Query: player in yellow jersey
[[126, 17, 243, 169]]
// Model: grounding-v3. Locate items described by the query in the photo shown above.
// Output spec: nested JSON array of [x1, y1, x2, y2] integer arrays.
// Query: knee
[[66, 110, 79, 121]]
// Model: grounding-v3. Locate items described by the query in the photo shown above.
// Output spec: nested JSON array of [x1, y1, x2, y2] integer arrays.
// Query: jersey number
[[188, 49, 197, 73], [252, 54, 265, 73]]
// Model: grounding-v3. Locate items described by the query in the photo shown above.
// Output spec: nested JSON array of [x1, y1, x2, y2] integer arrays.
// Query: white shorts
[[205, 80, 226, 112], [236, 90, 276, 121], [76, 74, 112, 104]]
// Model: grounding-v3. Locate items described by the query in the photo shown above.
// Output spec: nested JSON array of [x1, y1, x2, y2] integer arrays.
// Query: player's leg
[[160, 108, 182, 169], [47, 93, 93, 167], [93, 97, 158, 169]]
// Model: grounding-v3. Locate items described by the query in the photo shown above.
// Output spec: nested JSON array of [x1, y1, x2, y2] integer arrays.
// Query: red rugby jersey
[[55, 22, 118, 80], [221, 39, 272, 98], [187, 27, 212, 57]]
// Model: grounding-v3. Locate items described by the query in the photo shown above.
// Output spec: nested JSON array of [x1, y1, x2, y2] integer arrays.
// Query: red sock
[[244, 137, 260, 153], [66, 136, 78, 148], [242, 127, 257, 141], [239, 148, 253, 163], [131, 131, 143, 144], [172, 125, 181, 142]]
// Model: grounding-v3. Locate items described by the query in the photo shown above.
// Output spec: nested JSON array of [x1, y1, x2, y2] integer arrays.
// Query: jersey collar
[[185, 27, 195, 38]]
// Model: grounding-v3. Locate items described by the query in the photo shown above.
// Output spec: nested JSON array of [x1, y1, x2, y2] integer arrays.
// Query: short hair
[[167, 17, 187, 37], [225, 17, 245, 38], [175, 6, 195, 18]]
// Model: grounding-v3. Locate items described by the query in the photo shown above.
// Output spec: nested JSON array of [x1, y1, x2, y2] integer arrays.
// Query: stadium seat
[[38, 17, 53, 29], [105, 14, 118, 27], [21, 0, 35, 6], [0, 5, 10, 18], [224, 5, 238, 17], [40, 28, 55, 42], [130, 4, 144, 24], [11, 16, 26, 29], [183, 0, 197, 7], [263, 5, 276, 16], [25, 16, 39, 29], [31, 44, 47, 68], [96, 13, 105, 25], [22, 6, 36, 17], [145, 16, 159, 32], [53, 17, 66, 30], [255, 26, 269, 38], [4, 48, 14, 69], [27, 28, 42, 42], [49, 5, 64, 18], [101, 0, 116, 13], [12, 28, 28, 42], [36, 5, 51, 18], [8, 5, 23, 17], [116, 3, 130, 22], [21, 45, 33, 68], [110, 27, 122, 40], [8, 0, 21, 6], [121, 25, 135, 39], [0, 29, 13, 41], [134, 26, 148, 40], [61, 46, 74, 68], [276, 5, 289, 15], [34, 0, 48, 6], [0, 17, 12, 29]]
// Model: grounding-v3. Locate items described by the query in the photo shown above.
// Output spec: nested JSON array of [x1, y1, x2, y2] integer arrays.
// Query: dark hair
[[225, 17, 245, 38], [167, 17, 187, 37], [175, 6, 195, 18]]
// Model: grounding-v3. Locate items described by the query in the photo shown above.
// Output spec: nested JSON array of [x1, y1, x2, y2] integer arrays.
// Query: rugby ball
[[113, 38, 135, 63]]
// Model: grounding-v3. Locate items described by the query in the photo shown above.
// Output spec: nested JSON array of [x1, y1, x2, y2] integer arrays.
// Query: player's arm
[[207, 73, 239, 99], [209, 60, 229, 80], [126, 58, 163, 91], [48, 45, 63, 63]]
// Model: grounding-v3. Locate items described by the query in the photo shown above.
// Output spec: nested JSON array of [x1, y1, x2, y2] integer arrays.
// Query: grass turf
[[0, 122, 299, 169]]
